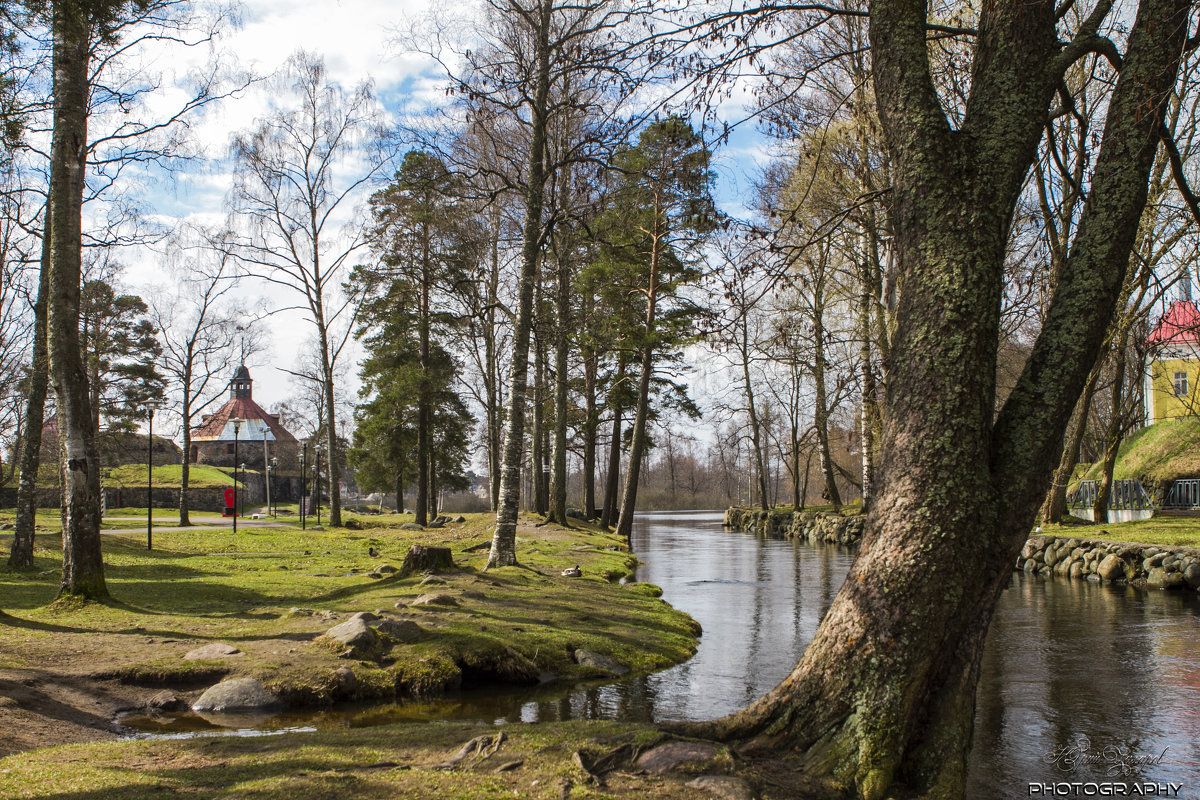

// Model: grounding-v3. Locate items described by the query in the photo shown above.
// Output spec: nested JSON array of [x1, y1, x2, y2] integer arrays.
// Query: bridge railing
[[1163, 478, 1200, 509], [1066, 479, 1154, 510]]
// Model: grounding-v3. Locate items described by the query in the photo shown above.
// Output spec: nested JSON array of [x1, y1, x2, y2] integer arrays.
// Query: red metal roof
[[1147, 299, 1200, 347], [190, 396, 298, 443]]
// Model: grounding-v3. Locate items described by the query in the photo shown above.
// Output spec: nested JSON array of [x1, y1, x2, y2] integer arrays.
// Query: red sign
[[223, 487, 236, 516]]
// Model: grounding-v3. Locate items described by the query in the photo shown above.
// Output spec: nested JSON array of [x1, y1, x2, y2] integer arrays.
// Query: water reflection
[[123, 510, 1200, 798]]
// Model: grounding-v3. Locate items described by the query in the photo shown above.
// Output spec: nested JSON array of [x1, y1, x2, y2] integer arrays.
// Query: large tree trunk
[[486, 0, 552, 569], [10, 216, 51, 569], [671, 0, 1190, 797], [49, 0, 107, 600]]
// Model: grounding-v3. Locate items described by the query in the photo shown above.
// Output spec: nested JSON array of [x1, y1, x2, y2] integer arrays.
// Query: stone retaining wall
[[723, 507, 865, 546], [724, 507, 1200, 593], [1018, 535, 1200, 590]]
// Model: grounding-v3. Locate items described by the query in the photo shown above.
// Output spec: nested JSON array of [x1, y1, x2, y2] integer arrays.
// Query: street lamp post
[[146, 401, 160, 550], [269, 457, 278, 518], [231, 418, 243, 533], [314, 444, 323, 526], [300, 442, 307, 530]]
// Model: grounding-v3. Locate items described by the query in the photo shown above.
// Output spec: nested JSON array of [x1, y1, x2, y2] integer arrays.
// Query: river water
[[128, 510, 1200, 797]]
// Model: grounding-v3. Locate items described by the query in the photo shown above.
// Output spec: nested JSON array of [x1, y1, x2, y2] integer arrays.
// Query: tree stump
[[398, 545, 454, 577]]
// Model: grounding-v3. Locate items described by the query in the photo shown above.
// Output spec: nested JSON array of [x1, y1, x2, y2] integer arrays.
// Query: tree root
[[437, 731, 506, 770]]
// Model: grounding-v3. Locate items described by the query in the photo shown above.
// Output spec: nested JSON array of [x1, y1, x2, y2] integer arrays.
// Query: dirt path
[[0, 668, 146, 757]]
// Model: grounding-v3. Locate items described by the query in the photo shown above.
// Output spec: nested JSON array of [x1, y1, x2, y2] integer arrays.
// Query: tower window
[[1174, 372, 1188, 398]]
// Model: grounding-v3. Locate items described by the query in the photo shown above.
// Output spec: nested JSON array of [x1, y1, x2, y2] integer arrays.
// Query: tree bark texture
[[486, 0, 553, 569], [1040, 365, 1099, 523], [674, 0, 1192, 797], [1093, 325, 1132, 517], [10, 217, 51, 568], [549, 248, 571, 525], [48, 0, 107, 600], [600, 356, 625, 529], [812, 310, 842, 509]]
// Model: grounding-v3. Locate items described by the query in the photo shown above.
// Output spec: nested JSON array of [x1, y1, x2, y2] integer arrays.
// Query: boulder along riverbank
[[723, 507, 1200, 593]]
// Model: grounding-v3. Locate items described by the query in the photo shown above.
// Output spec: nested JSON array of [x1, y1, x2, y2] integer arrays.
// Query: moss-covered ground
[[103, 464, 240, 489], [0, 719, 758, 800], [0, 513, 701, 772]]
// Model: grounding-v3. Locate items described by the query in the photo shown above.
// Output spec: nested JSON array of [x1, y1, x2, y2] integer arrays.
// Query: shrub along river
[[129, 510, 1200, 797]]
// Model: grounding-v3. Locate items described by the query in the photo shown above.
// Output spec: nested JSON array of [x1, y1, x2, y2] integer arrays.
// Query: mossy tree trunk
[[675, 0, 1192, 797], [48, 0, 107, 600]]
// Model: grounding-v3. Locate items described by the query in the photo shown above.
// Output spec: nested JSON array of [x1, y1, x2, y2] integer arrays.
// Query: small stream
[[124, 511, 1200, 798]]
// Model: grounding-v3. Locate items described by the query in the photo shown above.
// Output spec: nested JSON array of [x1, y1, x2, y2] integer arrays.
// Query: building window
[[1174, 371, 1189, 398], [227, 443, 235, 455]]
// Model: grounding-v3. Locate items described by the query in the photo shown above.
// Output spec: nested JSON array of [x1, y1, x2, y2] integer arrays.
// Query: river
[[128, 510, 1200, 797]]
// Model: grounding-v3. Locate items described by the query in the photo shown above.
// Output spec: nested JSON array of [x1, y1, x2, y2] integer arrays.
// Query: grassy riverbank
[[1039, 515, 1200, 547], [0, 512, 700, 760]]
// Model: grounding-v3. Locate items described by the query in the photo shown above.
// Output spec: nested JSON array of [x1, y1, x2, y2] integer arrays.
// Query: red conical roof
[[1147, 299, 1200, 347]]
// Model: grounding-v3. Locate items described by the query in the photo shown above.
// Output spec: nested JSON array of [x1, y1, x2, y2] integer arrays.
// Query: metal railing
[[1067, 479, 1154, 510], [1163, 478, 1200, 509]]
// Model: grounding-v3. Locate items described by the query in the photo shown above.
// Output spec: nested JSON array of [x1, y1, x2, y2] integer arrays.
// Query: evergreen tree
[[597, 117, 717, 537]]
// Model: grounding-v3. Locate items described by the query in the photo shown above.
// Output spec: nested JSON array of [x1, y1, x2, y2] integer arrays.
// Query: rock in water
[[573, 649, 629, 675], [1097, 554, 1126, 582], [192, 678, 279, 712]]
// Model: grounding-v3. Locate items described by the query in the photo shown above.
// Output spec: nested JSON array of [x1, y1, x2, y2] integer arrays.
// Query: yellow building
[[1145, 299, 1200, 425]]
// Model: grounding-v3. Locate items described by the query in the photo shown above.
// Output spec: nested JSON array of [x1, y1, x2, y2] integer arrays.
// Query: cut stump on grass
[[398, 545, 454, 577]]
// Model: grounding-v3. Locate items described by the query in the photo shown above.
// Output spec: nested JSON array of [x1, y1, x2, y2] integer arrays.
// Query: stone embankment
[[723, 507, 864, 546], [724, 507, 1200, 593], [1018, 535, 1200, 590]]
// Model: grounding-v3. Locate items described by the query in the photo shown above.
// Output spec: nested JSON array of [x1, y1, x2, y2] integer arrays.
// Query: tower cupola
[[230, 365, 252, 400]]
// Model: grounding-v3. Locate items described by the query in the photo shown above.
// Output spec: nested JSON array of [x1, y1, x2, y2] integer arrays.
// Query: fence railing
[[1163, 478, 1200, 509], [1067, 479, 1155, 510]]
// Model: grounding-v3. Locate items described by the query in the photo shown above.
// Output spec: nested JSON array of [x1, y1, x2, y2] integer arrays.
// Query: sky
[[113, 0, 771, 440]]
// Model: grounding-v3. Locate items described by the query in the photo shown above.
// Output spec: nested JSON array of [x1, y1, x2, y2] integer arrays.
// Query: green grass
[[0, 512, 699, 704], [1077, 416, 1200, 486], [0, 720, 715, 800], [1040, 515, 1200, 547], [103, 464, 240, 489]]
